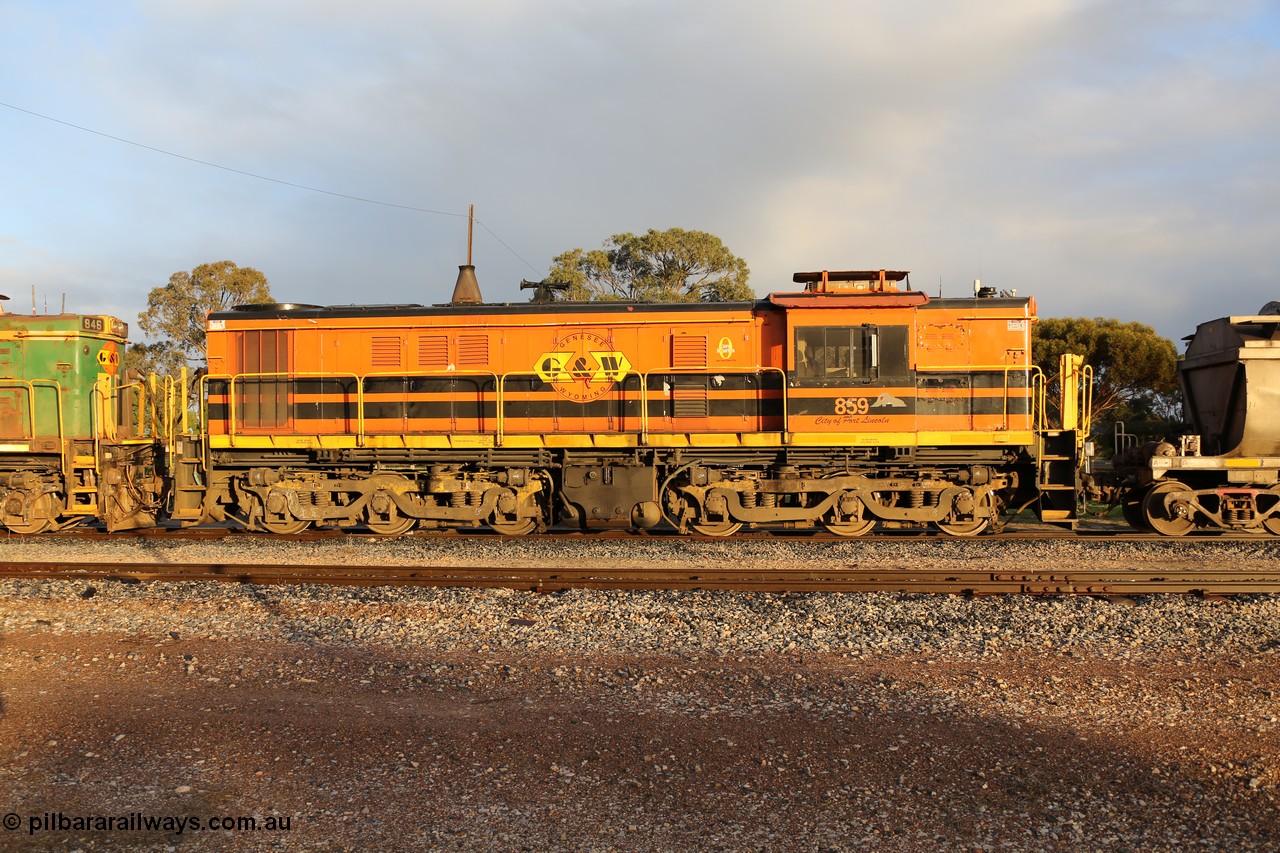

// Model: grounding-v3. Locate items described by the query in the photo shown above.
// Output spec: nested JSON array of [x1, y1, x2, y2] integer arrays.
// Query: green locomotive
[[0, 305, 169, 532]]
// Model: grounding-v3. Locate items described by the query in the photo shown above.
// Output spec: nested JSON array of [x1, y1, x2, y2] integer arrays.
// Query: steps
[[1038, 430, 1079, 526]]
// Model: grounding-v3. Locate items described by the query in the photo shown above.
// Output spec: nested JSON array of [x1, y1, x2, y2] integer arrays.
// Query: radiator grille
[[672, 383, 709, 418], [371, 336, 402, 368], [417, 335, 449, 369], [671, 335, 708, 368], [457, 335, 489, 366]]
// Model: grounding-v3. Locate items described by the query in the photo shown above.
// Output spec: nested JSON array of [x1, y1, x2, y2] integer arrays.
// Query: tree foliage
[[545, 228, 752, 302], [123, 339, 184, 378], [128, 261, 272, 376], [1033, 317, 1180, 435]]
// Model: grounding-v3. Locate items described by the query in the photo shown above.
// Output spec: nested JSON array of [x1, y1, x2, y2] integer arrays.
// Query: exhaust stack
[[451, 264, 482, 304], [450, 204, 483, 305]]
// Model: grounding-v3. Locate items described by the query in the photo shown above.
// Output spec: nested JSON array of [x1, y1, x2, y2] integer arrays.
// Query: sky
[[0, 0, 1277, 345]]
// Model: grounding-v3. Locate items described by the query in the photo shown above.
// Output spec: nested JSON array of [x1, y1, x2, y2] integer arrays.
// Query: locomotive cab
[[0, 311, 169, 533]]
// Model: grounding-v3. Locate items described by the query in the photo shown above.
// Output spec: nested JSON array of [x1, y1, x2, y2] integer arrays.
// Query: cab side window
[[793, 325, 910, 384], [795, 327, 866, 381]]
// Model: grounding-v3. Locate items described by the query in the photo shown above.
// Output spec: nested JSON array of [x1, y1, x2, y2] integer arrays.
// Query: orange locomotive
[[174, 270, 1087, 536]]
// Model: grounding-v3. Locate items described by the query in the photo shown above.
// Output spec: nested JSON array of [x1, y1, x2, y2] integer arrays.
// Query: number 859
[[833, 397, 869, 415]]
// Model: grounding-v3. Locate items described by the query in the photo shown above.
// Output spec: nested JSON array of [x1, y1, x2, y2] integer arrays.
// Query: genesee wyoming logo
[[96, 342, 120, 376], [534, 331, 632, 402]]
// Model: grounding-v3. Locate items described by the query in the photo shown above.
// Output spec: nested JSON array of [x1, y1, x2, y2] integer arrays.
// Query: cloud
[[0, 0, 1274, 342]]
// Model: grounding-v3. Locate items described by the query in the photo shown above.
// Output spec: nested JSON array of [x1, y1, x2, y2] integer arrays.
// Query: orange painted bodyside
[[204, 293, 1036, 442]]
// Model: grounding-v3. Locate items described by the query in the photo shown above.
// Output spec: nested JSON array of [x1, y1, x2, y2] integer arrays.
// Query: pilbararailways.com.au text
[[5, 811, 292, 836]]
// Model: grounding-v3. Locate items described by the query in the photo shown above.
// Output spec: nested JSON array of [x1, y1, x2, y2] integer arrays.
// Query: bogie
[[661, 464, 1011, 535]]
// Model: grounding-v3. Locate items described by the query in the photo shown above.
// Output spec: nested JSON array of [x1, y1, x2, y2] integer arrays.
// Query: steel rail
[[2, 561, 1280, 595]]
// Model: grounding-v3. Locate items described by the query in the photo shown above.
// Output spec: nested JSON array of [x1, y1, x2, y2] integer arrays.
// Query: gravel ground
[[0, 536, 1278, 851]]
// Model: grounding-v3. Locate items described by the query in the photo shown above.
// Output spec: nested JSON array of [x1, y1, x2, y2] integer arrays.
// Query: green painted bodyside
[[0, 314, 127, 441]]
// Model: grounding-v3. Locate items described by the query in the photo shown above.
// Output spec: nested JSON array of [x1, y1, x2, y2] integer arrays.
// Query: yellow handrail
[[638, 367, 789, 444], [0, 379, 63, 443], [203, 367, 798, 449], [1078, 363, 1094, 451], [203, 371, 360, 442], [1032, 368, 1046, 433], [915, 363, 1039, 431], [363, 369, 500, 445], [205, 370, 501, 447]]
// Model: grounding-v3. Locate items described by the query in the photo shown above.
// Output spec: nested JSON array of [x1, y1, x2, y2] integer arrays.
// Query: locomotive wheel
[[936, 488, 992, 537], [489, 488, 542, 536], [3, 492, 59, 535], [1142, 481, 1194, 536], [824, 492, 875, 536], [489, 517, 537, 536], [666, 484, 743, 536], [1264, 485, 1280, 536], [824, 519, 876, 536], [255, 500, 310, 535], [1121, 487, 1152, 532], [260, 516, 310, 535], [936, 517, 988, 537], [690, 520, 744, 537], [365, 507, 416, 536], [688, 489, 742, 536]]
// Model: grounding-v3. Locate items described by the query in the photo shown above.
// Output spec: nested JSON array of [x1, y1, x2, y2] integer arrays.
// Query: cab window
[[794, 325, 910, 384], [795, 327, 867, 381]]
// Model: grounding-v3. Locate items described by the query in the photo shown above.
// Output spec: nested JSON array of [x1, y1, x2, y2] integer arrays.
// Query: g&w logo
[[96, 343, 120, 376], [535, 331, 632, 402]]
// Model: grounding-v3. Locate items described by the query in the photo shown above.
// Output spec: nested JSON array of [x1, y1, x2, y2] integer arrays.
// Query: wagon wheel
[[936, 488, 992, 537], [1264, 485, 1280, 536], [2, 492, 59, 535], [824, 491, 875, 537], [1120, 486, 1152, 533], [1142, 480, 1195, 537], [365, 503, 416, 536]]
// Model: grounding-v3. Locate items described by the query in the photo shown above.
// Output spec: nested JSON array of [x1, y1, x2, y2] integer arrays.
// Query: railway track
[[3, 559, 1280, 595]]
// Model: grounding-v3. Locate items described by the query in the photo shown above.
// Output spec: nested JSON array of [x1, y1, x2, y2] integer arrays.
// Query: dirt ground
[[1, 620, 1278, 852]]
